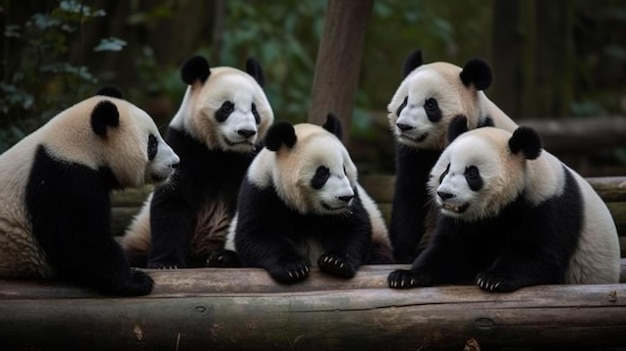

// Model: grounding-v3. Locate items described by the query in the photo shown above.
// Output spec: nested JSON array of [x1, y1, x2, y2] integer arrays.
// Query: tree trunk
[[308, 0, 373, 144]]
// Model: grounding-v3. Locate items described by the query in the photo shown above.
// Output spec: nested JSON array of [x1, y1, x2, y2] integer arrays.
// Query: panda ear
[[322, 113, 343, 141], [245, 58, 265, 88], [91, 100, 120, 137], [181, 55, 211, 85], [95, 86, 124, 99], [447, 115, 469, 143], [460, 59, 492, 90], [508, 127, 542, 160], [265, 122, 297, 151], [403, 49, 424, 78]]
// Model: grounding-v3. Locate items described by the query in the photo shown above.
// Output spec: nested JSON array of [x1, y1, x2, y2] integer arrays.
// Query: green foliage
[[0, 0, 125, 152], [218, 0, 327, 123]]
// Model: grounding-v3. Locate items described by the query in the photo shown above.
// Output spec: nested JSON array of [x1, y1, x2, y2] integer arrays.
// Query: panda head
[[45, 87, 180, 188], [250, 114, 358, 215], [387, 49, 493, 150], [171, 55, 274, 153], [427, 125, 542, 222]]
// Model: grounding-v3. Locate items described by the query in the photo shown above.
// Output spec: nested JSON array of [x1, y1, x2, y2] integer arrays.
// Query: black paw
[[387, 269, 431, 289], [147, 261, 183, 269], [317, 254, 356, 278], [475, 271, 523, 292], [114, 269, 154, 296], [206, 249, 241, 267], [267, 259, 310, 284]]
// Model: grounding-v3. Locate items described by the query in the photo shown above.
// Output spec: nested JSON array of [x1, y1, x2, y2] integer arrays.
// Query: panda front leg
[[388, 219, 471, 288], [475, 245, 564, 293], [317, 218, 371, 279]]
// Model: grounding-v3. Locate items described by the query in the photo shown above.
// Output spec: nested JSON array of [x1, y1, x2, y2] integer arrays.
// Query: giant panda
[[120, 55, 274, 268], [388, 122, 621, 292], [387, 49, 518, 263], [210, 114, 392, 284], [0, 87, 179, 296]]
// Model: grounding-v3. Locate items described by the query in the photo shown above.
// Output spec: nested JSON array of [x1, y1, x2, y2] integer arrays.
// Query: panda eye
[[465, 165, 479, 179], [311, 166, 331, 190], [424, 98, 438, 111], [221, 101, 234, 113], [147, 134, 158, 161]]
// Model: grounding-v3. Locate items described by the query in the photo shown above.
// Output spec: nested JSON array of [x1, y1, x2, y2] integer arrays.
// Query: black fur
[[389, 145, 441, 263], [403, 49, 424, 78], [181, 55, 211, 85], [265, 122, 297, 151], [322, 113, 343, 140], [232, 179, 372, 284], [448, 115, 469, 143], [90, 100, 120, 137], [245, 57, 265, 87], [459, 59, 492, 91], [95, 86, 124, 99], [389, 166, 583, 292], [147, 127, 254, 268], [509, 127, 543, 160], [26, 146, 152, 296]]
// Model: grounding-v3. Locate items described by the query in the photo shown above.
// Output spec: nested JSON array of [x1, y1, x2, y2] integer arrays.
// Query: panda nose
[[396, 123, 413, 132], [437, 191, 455, 200], [170, 162, 179, 170], [337, 195, 354, 204], [237, 129, 257, 138]]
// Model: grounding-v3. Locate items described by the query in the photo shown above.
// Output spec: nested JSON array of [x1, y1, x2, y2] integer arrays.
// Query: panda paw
[[267, 260, 310, 284], [206, 249, 241, 267], [475, 271, 523, 292], [318, 254, 356, 278], [147, 260, 184, 269], [114, 269, 154, 296], [387, 269, 431, 289]]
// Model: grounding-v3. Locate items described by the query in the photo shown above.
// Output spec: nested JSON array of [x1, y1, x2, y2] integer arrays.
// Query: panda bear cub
[[387, 49, 518, 263], [0, 87, 179, 296], [121, 55, 274, 268], [388, 119, 621, 292], [213, 115, 392, 284]]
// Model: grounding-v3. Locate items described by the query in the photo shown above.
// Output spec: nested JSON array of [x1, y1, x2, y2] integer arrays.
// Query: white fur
[[170, 67, 273, 153], [428, 127, 620, 284], [387, 61, 517, 151], [0, 96, 177, 278], [121, 65, 273, 259]]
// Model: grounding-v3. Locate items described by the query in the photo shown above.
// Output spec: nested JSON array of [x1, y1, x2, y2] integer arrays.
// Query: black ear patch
[[91, 100, 120, 137], [448, 115, 469, 143], [265, 122, 297, 151], [245, 57, 265, 88], [181, 55, 211, 85], [459, 59, 492, 90], [322, 113, 343, 141], [95, 86, 124, 99], [509, 126, 542, 160], [403, 49, 424, 78]]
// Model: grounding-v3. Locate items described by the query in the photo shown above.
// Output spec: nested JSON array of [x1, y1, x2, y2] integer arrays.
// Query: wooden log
[[1, 265, 626, 350], [522, 117, 626, 153]]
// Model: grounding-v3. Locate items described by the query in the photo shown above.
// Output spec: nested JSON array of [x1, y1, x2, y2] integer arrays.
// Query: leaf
[[93, 37, 127, 52]]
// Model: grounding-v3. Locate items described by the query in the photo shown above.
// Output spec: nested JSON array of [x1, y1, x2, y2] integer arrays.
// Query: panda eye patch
[[439, 163, 450, 184], [251, 102, 260, 124], [424, 98, 442, 122], [396, 96, 408, 117], [216, 101, 235, 122], [464, 165, 483, 191], [311, 166, 331, 190], [147, 134, 158, 161]]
